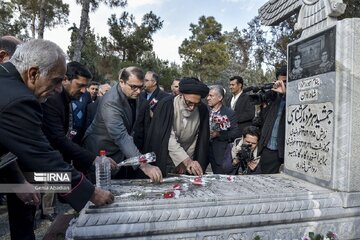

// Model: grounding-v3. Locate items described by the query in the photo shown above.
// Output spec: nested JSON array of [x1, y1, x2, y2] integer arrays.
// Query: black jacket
[[226, 92, 255, 134], [257, 93, 286, 159], [144, 96, 209, 177], [0, 62, 94, 211], [209, 105, 241, 174], [85, 97, 100, 130], [139, 87, 170, 110], [42, 89, 96, 172]]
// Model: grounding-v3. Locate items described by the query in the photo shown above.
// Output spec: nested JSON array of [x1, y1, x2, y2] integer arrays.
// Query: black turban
[[179, 77, 209, 98]]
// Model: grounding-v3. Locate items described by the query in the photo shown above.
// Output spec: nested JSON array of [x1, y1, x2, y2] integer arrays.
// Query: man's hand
[[139, 163, 163, 183], [182, 158, 203, 176], [94, 156, 118, 171], [247, 160, 258, 171], [210, 130, 220, 139], [272, 80, 286, 94], [90, 187, 114, 206], [15, 181, 41, 206]]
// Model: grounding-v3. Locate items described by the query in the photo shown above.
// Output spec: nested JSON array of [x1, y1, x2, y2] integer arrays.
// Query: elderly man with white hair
[[0, 39, 113, 240]]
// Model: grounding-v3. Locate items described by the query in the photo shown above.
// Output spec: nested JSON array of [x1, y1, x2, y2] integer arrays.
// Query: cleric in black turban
[[179, 77, 209, 98], [144, 77, 210, 177]]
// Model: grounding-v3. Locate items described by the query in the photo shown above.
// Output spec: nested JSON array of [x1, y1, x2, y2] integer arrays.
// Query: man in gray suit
[[83, 67, 162, 182]]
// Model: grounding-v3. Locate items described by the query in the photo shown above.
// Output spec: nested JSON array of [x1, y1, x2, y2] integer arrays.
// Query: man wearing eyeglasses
[[144, 77, 210, 177], [83, 67, 162, 183]]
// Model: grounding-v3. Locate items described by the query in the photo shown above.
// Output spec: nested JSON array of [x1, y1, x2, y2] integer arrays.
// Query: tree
[[38, 0, 48, 39], [73, 0, 127, 62], [220, 27, 252, 85], [68, 23, 110, 82], [225, 27, 251, 70], [179, 16, 229, 83], [107, 11, 163, 62], [8, 0, 69, 39], [340, 0, 360, 19], [140, 51, 181, 90], [0, 0, 28, 38]]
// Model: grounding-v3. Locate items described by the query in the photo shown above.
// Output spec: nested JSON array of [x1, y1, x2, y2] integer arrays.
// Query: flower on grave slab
[[163, 190, 180, 199], [302, 231, 338, 240]]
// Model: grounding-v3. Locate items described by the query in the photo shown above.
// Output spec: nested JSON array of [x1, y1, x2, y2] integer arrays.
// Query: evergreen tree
[[73, 0, 127, 62], [179, 16, 229, 83]]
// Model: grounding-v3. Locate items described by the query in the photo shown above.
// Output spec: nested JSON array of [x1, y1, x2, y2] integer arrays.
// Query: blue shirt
[[267, 97, 285, 150]]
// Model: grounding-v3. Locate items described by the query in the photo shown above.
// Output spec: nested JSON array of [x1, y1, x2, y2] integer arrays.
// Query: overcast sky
[[45, 0, 267, 64]]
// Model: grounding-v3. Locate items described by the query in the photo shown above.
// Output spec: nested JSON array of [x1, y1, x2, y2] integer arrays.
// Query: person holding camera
[[257, 66, 287, 174], [231, 126, 261, 175]]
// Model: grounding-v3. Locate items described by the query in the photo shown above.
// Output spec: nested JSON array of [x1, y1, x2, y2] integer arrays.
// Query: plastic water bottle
[[95, 150, 111, 190]]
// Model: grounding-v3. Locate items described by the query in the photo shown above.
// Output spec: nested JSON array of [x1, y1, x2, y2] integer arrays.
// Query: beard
[[181, 108, 192, 118]]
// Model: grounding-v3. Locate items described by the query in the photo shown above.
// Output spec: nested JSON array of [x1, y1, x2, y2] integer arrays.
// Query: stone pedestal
[[285, 19, 360, 195], [66, 175, 360, 239]]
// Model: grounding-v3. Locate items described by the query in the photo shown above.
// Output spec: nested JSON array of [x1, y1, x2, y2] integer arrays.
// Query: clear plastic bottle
[[95, 150, 111, 190]]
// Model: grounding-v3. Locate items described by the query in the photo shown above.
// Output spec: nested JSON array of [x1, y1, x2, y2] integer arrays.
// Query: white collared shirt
[[230, 91, 242, 110]]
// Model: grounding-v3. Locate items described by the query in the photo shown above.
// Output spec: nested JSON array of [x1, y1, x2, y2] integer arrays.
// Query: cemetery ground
[[0, 200, 73, 240]]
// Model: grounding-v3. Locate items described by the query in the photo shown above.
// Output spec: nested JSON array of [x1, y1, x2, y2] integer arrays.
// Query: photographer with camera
[[231, 126, 261, 175], [257, 66, 287, 174]]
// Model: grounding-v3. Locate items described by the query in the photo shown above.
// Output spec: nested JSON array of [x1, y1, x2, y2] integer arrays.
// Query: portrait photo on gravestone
[[288, 26, 336, 81]]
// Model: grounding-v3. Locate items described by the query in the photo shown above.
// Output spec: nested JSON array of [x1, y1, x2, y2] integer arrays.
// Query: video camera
[[243, 82, 278, 105]]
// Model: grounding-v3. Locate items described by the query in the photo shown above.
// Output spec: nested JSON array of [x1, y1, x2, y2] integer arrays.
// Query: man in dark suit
[[85, 83, 112, 130], [226, 76, 255, 135], [140, 71, 169, 112], [83, 67, 162, 183], [42, 61, 117, 173], [0, 36, 22, 63], [0, 36, 23, 206], [0, 39, 113, 240], [258, 66, 287, 174], [207, 85, 241, 174]]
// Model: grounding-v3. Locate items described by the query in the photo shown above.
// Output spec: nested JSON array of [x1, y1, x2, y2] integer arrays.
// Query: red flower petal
[[164, 191, 175, 198]]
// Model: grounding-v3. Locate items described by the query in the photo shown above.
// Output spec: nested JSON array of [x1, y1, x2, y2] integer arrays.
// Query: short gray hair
[[209, 85, 225, 98], [10, 39, 66, 77]]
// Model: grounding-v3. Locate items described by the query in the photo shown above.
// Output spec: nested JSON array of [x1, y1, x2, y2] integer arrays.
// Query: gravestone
[[285, 21, 360, 196], [66, 175, 360, 239], [66, 1, 360, 239]]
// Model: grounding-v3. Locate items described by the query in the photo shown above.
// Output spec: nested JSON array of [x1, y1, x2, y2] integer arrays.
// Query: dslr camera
[[235, 143, 254, 173], [237, 143, 254, 163]]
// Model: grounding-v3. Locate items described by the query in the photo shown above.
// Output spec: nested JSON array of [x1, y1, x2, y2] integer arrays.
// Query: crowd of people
[[0, 36, 287, 239]]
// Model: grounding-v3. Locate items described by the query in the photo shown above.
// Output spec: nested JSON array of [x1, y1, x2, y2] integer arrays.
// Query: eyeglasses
[[125, 82, 144, 91], [183, 96, 200, 109]]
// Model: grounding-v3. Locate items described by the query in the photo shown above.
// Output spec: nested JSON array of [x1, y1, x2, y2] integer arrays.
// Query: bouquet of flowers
[[210, 114, 231, 131]]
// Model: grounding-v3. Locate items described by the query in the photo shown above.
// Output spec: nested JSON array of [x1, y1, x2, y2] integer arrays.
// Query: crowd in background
[[0, 36, 287, 240]]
